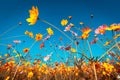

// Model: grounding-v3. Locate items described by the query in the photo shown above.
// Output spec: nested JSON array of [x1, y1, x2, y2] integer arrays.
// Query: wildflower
[[25, 30, 29, 35], [40, 42, 44, 49], [75, 72, 79, 76], [29, 32, 34, 38], [79, 27, 91, 39], [68, 16, 72, 19], [102, 71, 106, 75], [5, 76, 10, 80], [26, 6, 39, 25], [106, 58, 110, 62], [13, 50, 17, 53], [19, 22, 22, 25], [80, 22, 84, 25], [102, 62, 114, 73], [15, 54, 21, 57], [90, 38, 98, 44], [103, 40, 112, 46], [13, 40, 21, 44], [7, 44, 12, 49], [23, 48, 29, 53], [118, 56, 120, 60], [106, 23, 120, 31], [27, 71, 34, 78], [61, 19, 68, 26], [71, 48, 76, 53], [95, 25, 108, 35], [0, 55, 2, 58], [47, 28, 54, 36], [35, 33, 43, 41], [117, 75, 120, 79], [113, 34, 120, 39], [4, 53, 10, 57], [64, 24, 71, 31], [64, 45, 71, 51], [69, 23, 74, 27]]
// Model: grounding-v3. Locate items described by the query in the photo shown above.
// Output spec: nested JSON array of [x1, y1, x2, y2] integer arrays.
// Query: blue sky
[[0, 0, 120, 63]]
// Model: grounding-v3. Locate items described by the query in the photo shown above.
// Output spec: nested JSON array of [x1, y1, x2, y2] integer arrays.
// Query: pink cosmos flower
[[95, 25, 108, 35]]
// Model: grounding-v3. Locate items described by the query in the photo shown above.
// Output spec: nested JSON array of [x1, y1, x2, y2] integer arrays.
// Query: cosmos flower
[[35, 33, 43, 41], [64, 24, 71, 31], [71, 48, 76, 53], [103, 40, 112, 46], [29, 32, 34, 38], [80, 22, 84, 25], [47, 28, 54, 36], [26, 6, 39, 25], [61, 19, 68, 26], [102, 62, 114, 74], [13, 40, 21, 44], [25, 31, 34, 38], [44, 52, 53, 61], [106, 23, 120, 31], [23, 48, 29, 53], [5, 76, 10, 80], [68, 16, 72, 19], [79, 27, 91, 39], [95, 25, 108, 35], [27, 71, 34, 78], [82, 27, 91, 34], [40, 42, 44, 49], [7, 44, 12, 49], [25, 30, 29, 35]]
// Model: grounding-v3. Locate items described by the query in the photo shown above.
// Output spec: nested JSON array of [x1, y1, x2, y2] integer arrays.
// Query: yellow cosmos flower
[[5, 76, 10, 80], [26, 6, 39, 25], [25, 30, 29, 35], [27, 71, 34, 78], [71, 48, 76, 53], [35, 33, 43, 41], [47, 28, 54, 36], [61, 19, 68, 26], [25, 31, 34, 38], [29, 32, 34, 38], [106, 23, 120, 31], [80, 27, 91, 39], [80, 22, 84, 25]]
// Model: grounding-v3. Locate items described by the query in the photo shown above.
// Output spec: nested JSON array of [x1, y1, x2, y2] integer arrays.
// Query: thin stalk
[[39, 19, 72, 41], [0, 24, 19, 37], [87, 40, 93, 58], [0, 35, 26, 40], [98, 42, 118, 61], [87, 40, 97, 80]]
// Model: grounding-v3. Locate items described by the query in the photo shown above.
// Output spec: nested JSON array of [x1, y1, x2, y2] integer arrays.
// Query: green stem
[[98, 42, 118, 61], [0, 24, 19, 37], [0, 35, 26, 40], [39, 19, 73, 41], [87, 40, 93, 58]]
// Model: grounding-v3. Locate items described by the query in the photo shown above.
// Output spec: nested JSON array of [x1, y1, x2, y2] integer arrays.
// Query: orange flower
[[79, 27, 91, 39], [106, 23, 120, 31], [81, 27, 92, 34], [23, 48, 29, 53], [26, 6, 39, 25], [5, 76, 10, 80], [35, 33, 43, 41], [27, 71, 34, 78]]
